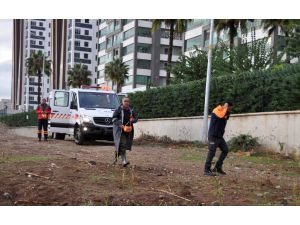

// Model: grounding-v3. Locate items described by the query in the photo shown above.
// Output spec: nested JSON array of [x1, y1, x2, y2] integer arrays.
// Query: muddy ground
[[0, 124, 299, 206]]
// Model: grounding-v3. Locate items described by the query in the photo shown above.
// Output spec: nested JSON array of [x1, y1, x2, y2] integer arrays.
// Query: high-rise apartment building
[[97, 19, 184, 93]]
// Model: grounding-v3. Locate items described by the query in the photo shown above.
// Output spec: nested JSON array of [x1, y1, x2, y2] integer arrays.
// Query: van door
[[50, 90, 71, 135], [69, 91, 79, 134]]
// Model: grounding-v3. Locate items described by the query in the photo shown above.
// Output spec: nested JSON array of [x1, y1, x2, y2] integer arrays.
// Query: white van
[[48, 86, 120, 145]]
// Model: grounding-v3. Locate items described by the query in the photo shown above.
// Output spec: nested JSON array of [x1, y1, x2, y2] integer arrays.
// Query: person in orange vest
[[204, 101, 233, 176], [36, 98, 51, 141]]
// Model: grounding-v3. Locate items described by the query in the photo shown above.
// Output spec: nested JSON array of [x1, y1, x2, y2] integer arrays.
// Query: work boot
[[204, 169, 216, 176], [121, 153, 130, 167], [212, 167, 227, 175]]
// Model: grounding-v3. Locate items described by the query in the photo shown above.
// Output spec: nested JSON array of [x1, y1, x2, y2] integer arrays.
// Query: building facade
[[12, 19, 52, 110], [66, 19, 98, 86], [97, 19, 184, 93]]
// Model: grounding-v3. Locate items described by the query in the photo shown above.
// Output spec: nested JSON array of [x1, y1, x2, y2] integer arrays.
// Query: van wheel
[[74, 127, 85, 145], [55, 133, 65, 140]]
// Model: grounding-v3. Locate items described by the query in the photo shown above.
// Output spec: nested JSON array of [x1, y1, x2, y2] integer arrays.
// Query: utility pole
[[201, 19, 214, 143]]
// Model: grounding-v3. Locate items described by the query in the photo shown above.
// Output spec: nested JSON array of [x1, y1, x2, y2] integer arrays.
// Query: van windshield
[[78, 92, 120, 109]]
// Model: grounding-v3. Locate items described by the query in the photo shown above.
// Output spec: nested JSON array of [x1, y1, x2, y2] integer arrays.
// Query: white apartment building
[[23, 19, 52, 110], [66, 19, 98, 85]]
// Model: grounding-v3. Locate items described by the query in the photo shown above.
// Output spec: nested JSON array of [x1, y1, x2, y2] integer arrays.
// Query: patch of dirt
[[0, 124, 299, 206]]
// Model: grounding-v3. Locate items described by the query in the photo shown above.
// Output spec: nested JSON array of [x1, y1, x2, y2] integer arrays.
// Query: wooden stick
[[25, 172, 49, 180], [156, 189, 192, 202]]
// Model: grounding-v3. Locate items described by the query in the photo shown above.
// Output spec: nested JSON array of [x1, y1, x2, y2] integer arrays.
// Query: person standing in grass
[[204, 101, 233, 176], [112, 97, 138, 167], [36, 98, 51, 141]]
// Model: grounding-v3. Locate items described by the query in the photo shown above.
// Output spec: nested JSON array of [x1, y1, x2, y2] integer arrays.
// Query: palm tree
[[26, 50, 51, 105], [67, 63, 92, 88], [104, 58, 129, 93], [261, 19, 294, 63], [152, 19, 191, 85], [214, 19, 253, 49]]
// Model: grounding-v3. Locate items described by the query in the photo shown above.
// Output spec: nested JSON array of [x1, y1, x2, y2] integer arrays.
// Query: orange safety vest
[[36, 104, 51, 120]]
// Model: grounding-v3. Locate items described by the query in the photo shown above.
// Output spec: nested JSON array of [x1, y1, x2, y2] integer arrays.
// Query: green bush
[[128, 64, 300, 119], [228, 134, 260, 152], [0, 111, 37, 127]]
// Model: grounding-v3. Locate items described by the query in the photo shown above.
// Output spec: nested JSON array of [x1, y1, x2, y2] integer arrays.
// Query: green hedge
[[128, 64, 300, 119], [0, 111, 37, 127]]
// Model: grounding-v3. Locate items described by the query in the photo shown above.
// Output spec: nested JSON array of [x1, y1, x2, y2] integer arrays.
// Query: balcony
[[74, 58, 92, 64], [75, 22, 92, 29], [30, 34, 45, 40], [31, 25, 45, 31], [30, 44, 44, 49], [75, 34, 92, 41], [74, 46, 92, 52]]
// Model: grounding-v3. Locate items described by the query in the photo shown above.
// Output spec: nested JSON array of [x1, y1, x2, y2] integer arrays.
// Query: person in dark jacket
[[112, 97, 138, 167], [36, 98, 51, 141], [204, 101, 233, 176]]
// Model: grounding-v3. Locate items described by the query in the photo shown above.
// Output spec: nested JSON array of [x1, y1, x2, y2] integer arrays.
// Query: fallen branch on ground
[[156, 189, 192, 202], [25, 172, 49, 180]]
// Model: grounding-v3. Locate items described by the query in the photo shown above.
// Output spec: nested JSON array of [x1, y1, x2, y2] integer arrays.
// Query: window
[[99, 41, 106, 51], [123, 19, 133, 25], [39, 22, 43, 27], [48, 51, 50, 56], [29, 96, 34, 101], [54, 91, 69, 107], [137, 27, 151, 37], [30, 40, 36, 45], [85, 19, 89, 24], [84, 42, 89, 47], [30, 30, 36, 35], [48, 42, 50, 47], [137, 43, 152, 53], [75, 29, 80, 34], [124, 60, 133, 68], [75, 19, 80, 23], [49, 23, 51, 28], [30, 50, 35, 55], [30, 21, 36, 26], [124, 28, 134, 40], [185, 35, 202, 51], [84, 53, 88, 59], [47, 79, 49, 84], [29, 87, 34, 92], [39, 41, 43, 45], [29, 77, 35, 82], [75, 41, 80, 47], [122, 44, 134, 55], [84, 30, 89, 35], [99, 27, 107, 37], [99, 55, 106, 64], [107, 37, 113, 48], [136, 75, 150, 85], [47, 88, 49, 93], [114, 33, 123, 45], [164, 47, 169, 54], [114, 49, 119, 57], [48, 32, 50, 37], [74, 52, 80, 58], [137, 59, 151, 69], [39, 31, 43, 36], [71, 93, 78, 109]]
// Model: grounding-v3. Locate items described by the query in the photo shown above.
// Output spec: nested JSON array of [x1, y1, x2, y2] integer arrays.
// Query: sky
[[0, 19, 12, 101]]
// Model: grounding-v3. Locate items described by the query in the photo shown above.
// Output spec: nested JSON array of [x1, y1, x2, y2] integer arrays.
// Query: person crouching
[[112, 97, 138, 167]]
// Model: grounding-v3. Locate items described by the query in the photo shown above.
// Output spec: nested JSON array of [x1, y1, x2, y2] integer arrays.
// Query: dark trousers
[[204, 136, 229, 171], [38, 119, 48, 140]]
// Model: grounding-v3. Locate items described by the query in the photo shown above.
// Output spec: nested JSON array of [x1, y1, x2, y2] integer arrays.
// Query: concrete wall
[[134, 111, 300, 155]]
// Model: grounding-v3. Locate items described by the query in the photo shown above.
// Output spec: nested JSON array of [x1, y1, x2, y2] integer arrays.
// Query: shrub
[[228, 134, 260, 152], [128, 64, 300, 119], [0, 111, 37, 127]]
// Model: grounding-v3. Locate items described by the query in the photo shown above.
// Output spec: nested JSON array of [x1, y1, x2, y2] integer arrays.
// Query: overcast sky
[[0, 19, 12, 101]]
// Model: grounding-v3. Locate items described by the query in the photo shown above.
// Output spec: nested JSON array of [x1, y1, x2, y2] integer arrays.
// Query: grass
[[178, 147, 207, 162], [240, 155, 300, 168], [0, 155, 50, 163]]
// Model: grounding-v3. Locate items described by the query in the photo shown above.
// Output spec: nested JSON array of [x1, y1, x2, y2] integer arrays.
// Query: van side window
[[54, 91, 69, 107], [72, 93, 78, 108]]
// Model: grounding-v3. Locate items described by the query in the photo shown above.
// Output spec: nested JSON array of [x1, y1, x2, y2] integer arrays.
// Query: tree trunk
[[166, 22, 174, 85], [117, 82, 121, 93], [285, 32, 290, 63], [37, 72, 42, 105]]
